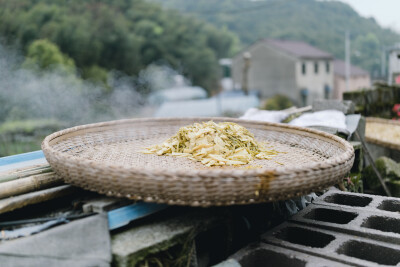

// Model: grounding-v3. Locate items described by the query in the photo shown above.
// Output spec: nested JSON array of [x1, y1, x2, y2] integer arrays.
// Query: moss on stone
[[387, 180, 400, 197], [363, 156, 400, 190]]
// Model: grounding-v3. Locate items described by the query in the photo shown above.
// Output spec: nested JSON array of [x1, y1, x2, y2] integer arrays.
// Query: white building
[[388, 44, 400, 85], [232, 39, 334, 106]]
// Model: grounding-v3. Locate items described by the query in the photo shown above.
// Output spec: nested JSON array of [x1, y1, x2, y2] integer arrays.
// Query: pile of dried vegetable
[[142, 121, 279, 167]]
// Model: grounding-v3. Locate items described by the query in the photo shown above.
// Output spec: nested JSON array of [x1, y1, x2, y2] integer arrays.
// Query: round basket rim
[[42, 117, 354, 178]]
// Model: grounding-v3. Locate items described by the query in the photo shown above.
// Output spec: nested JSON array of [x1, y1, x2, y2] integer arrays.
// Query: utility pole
[[242, 52, 251, 95], [381, 47, 386, 79], [345, 31, 350, 91]]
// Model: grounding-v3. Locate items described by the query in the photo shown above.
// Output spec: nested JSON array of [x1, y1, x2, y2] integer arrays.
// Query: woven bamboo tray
[[42, 117, 354, 207], [366, 117, 400, 151]]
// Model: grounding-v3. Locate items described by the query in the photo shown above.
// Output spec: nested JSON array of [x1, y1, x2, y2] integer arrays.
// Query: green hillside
[[150, 0, 400, 77], [0, 0, 238, 92]]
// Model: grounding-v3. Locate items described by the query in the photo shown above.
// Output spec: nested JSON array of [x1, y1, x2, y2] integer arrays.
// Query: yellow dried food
[[142, 121, 279, 167], [366, 122, 400, 146]]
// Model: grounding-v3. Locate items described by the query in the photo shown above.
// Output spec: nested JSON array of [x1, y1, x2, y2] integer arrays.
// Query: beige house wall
[[232, 43, 299, 103], [389, 50, 400, 84], [232, 42, 333, 106], [295, 60, 334, 105], [333, 75, 371, 100]]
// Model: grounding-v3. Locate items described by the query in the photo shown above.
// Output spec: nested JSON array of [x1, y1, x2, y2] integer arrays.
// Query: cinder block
[[212, 259, 241, 267], [313, 188, 373, 208], [313, 188, 400, 214], [290, 202, 400, 245], [262, 222, 400, 267], [214, 242, 351, 267]]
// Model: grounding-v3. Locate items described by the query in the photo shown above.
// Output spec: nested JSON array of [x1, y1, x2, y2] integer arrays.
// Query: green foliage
[[352, 33, 381, 77], [0, 119, 63, 156], [362, 156, 400, 191], [22, 39, 75, 73], [151, 0, 400, 77], [387, 180, 400, 197], [0, 140, 41, 157], [0, 119, 62, 135], [343, 173, 363, 193], [0, 0, 238, 93], [81, 65, 109, 90], [263, 94, 293, 110]]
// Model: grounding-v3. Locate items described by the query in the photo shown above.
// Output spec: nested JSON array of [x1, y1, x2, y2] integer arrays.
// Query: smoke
[[0, 42, 146, 126], [136, 64, 191, 93]]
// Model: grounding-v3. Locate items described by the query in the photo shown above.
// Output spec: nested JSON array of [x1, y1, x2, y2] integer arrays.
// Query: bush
[[263, 94, 293, 110]]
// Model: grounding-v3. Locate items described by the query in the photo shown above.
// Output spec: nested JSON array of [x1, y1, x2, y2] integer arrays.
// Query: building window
[[300, 88, 308, 106], [326, 62, 330, 73], [302, 63, 306, 75], [324, 85, 331, 99], [314, 62, 318, 74]]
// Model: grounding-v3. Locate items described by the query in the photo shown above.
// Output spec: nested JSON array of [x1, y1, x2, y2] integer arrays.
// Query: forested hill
[[150, 0, 400, 77], [0, 0, 238, 92]]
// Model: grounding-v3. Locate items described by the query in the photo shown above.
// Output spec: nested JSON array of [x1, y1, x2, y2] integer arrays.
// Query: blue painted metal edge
[[0, 150, 45, 166], [108, 202, 168, 230], [0, 151, 168, 230]]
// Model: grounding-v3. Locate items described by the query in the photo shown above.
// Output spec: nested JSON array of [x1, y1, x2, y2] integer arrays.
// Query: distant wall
[[232, 43, 298, 103], [343, 83, 400, 118], [334, 75, 371, 100]]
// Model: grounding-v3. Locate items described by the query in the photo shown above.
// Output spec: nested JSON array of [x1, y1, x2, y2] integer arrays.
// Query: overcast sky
[[339, 0, 400, 33]]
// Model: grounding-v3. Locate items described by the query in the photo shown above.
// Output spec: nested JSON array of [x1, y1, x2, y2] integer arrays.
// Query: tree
[[352, 33, 381, 78], [0, 0, 238, 94], [22, 39, 76, 74]]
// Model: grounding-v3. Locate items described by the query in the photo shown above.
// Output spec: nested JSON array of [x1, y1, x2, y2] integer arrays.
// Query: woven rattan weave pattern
[[42, 117, 354, 207]]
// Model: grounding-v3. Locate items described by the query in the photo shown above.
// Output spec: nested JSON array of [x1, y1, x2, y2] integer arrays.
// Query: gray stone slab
[[112, 209, 228, 267], [262, 222, 400, 267], [82, 197, 132, 213], [312, 100, 355, 115], [0, 213, 111, 267]]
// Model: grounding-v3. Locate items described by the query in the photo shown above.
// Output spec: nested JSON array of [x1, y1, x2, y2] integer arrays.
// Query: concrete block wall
[[343, 84, 400, 118], [215, 188, 400, 267]]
